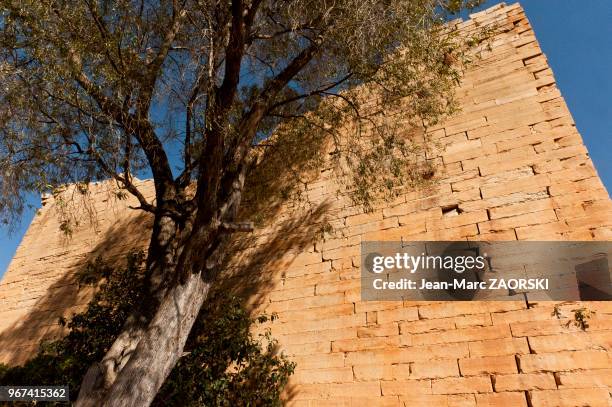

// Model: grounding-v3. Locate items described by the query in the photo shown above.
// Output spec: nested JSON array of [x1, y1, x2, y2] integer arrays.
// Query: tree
[[0, 251, 295, 406], [0, 0, 483, 405]]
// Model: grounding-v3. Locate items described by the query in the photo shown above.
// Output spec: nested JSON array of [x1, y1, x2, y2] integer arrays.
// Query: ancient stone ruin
[[1, 3, 611, 406]]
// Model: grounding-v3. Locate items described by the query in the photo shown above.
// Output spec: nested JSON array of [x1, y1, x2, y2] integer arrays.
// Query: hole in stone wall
[[441, 204, 462, 217], [421, 167, 435, 180]]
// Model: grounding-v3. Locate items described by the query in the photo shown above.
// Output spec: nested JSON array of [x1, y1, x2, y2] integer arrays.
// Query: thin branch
[[138, 3, 189, 108], [219, 221, 254, 233], [177, 60, 210, 187], [266, 73, 353, 113], [85, 0, 124, 75], [228, 38, 323, 168], [65, 45, 174, 187]]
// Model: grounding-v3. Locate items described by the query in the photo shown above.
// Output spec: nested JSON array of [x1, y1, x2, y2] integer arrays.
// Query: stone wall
[[1, 3, 611, 406]]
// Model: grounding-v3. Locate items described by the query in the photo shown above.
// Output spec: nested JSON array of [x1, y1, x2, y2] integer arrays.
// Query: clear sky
[[0, 0, 611, 279]]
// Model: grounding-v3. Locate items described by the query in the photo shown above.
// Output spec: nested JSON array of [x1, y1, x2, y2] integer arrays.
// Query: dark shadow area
[[220, 201, 331, 307], [219, 201, 334, 404], [0, 115, 336, 404], [0, 211, 152, 366], [0, 199, 333, 404], [576, 257, 612, 301]]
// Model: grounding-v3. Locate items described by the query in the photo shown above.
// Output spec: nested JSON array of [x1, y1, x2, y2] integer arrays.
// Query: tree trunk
[[76, 209, 193, 407], [104, 268, 211, 406], [77, 144, 247, 406], [75, 317, 147, 406], [76, 260, 211, 407]]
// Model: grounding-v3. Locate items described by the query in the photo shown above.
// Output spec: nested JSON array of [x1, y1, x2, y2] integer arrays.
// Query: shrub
[[0, 251, 294, 406]]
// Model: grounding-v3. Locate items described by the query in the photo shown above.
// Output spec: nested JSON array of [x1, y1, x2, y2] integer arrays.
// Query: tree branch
[[228, 38, 323, 168], [138, 2, 189, 109], [177, 62, 210, 187], [65, 46, 175, 192], [84, 0, 124, 76], [215, 0, 246, 110], [219, 221, 254, 233], [266, 73, 353, 113]]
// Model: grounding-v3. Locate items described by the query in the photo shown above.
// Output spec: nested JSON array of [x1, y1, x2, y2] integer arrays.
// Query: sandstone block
[[489, 199, 554, 220], [468, 337, 530, 357], [432, 376, 492, 394], [448, 394, 477, 407], [412, 325, 511, 346], [380, 379, 432, 396], [475, 392, 527, 407], [352, 364, 393, 381], [410, 359, 460, 379], [528, 389, 610, 407], [400, 318, 455, 334], [377, 307, 419, 324], [518, 350, 611, 373], [527, 332, 600, 353], [345, 211, 383, 227], [327, 382, 381, 398], [494, 373, 556, 391], [357, 323, 399, 338], [459, 355, 518, 376], [331, 336, 400, 353], [557, 369, 612, 389], [399, 394, 449, 406], [295, 367, 354, 384], [292, 353, 346, 370]]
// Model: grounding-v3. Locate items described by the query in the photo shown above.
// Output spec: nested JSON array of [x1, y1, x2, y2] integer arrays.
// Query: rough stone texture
[[0, 179, 155, 364], [1, 3, 611, 406]]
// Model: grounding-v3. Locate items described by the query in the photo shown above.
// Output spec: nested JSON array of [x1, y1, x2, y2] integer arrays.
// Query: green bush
[[0, 251, 295, 406]]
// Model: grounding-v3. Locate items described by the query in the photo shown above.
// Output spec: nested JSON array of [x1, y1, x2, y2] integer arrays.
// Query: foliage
[[0, 252, 295, 405], [0, 0, 486, 227], [153, 297, 294, 407], [0, 0, 486, 402], [552, 302, 595, 331], [569, 307, 595, 330]]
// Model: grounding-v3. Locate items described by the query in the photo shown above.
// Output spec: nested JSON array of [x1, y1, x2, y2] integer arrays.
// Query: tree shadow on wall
[[0, 200, 332, 404], [212, 201, 334, 404], [0, 120, 337, 404], [0, 211, 153, 366]]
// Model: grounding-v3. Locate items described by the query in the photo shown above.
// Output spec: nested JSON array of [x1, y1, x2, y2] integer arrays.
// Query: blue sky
[[0, 0, 611, 278], [476, 0, 612, 189]]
